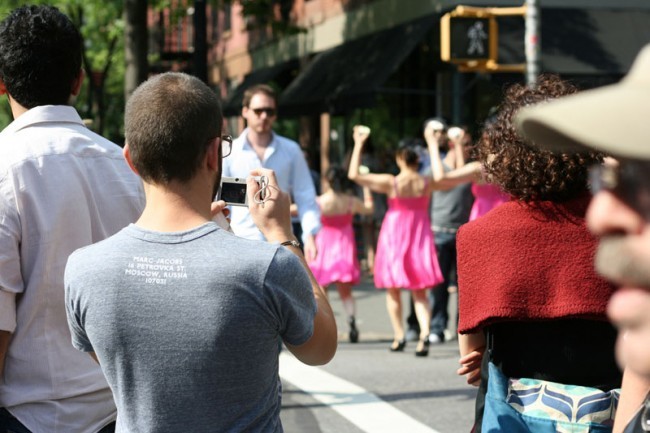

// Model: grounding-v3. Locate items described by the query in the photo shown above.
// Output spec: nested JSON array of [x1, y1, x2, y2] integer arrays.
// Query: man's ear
[[123, 143, 139, 175], [71, 69, 84, 96], [0, 78, 6, 96], [206, 137, 220, 171]]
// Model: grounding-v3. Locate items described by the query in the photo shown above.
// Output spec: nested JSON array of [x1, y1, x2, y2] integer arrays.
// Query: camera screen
[[220, 181, 247, 205]]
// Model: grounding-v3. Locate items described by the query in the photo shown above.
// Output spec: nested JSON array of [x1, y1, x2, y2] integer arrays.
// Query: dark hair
[[326, 165, 352, 193], [478, 74, 603, 202], [0, 6, 82, 108], [242, 84, 277, 108], [396, 137, 420, 168], [125, 72, 223, 184]]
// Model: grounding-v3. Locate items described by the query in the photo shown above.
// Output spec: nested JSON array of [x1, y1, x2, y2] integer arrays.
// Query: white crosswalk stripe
[[280, 353, 441, 433]]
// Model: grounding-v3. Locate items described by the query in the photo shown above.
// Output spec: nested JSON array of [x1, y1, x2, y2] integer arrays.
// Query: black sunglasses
[[589, 160, 650, 220], [250, 107, 277, 117]]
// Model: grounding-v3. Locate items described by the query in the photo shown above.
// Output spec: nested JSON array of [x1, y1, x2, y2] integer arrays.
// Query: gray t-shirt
[[429, 163, 474, 230], [65, 223, 316, 433]]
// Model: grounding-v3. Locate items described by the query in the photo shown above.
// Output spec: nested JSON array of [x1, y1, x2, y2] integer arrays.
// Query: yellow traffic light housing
[[441, 12, 497, 63], [440, 5, 527, 73]]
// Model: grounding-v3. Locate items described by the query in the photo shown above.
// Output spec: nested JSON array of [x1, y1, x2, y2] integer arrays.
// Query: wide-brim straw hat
[[516, 44, 650, 161]]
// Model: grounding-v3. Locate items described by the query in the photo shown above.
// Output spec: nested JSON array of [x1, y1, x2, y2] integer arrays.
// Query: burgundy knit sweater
[[457, 194, 615, 334]]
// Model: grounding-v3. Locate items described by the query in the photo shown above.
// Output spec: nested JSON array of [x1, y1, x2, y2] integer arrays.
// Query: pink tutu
[[374, 195, 443, 290], [308, 213, 360, 286]]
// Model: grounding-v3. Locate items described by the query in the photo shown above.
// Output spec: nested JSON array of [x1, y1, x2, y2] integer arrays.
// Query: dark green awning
[[279, 17, 435, 116]]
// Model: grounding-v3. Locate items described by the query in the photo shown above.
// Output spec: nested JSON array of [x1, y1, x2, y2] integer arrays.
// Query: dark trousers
[[430, 231, 457, 338], [0, 408, 115, 433]]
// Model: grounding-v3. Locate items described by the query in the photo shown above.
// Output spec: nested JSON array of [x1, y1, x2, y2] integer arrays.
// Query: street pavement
[[279, 273, 477, 433]]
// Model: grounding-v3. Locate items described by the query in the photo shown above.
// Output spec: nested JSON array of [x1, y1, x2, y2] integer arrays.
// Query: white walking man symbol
[[467, 21, 487, 56]]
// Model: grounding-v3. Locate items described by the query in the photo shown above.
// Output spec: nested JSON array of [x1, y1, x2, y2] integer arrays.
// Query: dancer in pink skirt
[[308, 165, 373, 343], [348, 125, 445, 357]]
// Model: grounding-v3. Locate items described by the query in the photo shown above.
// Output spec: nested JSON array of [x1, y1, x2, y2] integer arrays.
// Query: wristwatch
[[280, 240, 301, 248]]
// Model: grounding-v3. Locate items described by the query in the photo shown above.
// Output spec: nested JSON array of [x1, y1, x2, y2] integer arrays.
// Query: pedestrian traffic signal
[[440, 5, 527, 73], [441, 11, 497, 63]]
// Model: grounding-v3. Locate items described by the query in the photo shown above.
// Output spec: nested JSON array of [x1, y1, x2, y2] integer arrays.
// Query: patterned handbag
[[482, 361, 619, 433]]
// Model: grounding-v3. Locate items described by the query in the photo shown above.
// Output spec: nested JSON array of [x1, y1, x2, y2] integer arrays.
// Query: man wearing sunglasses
[[517, 44, 650, 433], [223, 84, 321, 260]]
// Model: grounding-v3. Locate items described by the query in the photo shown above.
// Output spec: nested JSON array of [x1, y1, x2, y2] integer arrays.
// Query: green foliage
[[0, 1, 125, 136], [0, 0, 302, 134]]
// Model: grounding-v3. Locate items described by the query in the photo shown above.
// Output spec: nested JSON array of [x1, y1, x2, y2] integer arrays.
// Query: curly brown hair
[[478, 75, 603, 202]]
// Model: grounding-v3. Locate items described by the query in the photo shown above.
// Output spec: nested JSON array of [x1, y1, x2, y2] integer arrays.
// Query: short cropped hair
[[478, 75, 603, 202], [125, 72, 223, 184], [242, 84, 277, 108], [0, 5, 83, 108]]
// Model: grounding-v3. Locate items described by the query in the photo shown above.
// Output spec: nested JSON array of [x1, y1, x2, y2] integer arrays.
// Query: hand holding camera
[[210, 200, 233, 233], [217, 176, 254, 207], [245, 168, 294, 244]]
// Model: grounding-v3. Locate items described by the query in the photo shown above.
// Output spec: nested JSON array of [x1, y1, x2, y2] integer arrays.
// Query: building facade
[[151, 0, 650, 173]]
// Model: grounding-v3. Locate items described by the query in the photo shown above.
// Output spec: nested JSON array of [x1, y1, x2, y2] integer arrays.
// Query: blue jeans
[[0, 408, 115, 433], [429, 231, 457, 338]]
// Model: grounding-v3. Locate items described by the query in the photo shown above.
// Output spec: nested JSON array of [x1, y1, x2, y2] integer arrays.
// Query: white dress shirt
[[0, 105, 144, 432], [223, 128, 320, 242]]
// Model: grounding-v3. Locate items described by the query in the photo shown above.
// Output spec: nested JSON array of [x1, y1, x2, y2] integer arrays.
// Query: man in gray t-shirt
[[64, 73, 337, 432]]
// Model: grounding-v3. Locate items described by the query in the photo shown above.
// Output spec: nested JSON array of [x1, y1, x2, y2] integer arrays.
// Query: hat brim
[[516, 82, 650, 161]]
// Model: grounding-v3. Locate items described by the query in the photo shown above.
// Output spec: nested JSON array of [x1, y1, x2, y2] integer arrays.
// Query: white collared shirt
[[0, 105, 144, 432], [223, 128, 320, 242]]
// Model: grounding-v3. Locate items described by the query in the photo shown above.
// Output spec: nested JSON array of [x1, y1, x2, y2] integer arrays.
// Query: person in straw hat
[[517, 44, 650, 433]]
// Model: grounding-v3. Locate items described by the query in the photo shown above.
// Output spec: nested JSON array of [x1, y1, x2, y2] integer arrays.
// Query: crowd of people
[[0, 4, 648, 433]]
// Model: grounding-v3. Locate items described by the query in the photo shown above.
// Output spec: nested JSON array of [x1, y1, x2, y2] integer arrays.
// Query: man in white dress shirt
[[0, 5, 144, 432], [223, 84, 321, 260]]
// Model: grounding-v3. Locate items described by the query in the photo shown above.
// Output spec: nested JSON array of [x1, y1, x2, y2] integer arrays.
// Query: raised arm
[[438, 161, 483, 189], [449, 127, 467, 170], [347, 125, 392, 195], [425, 124, 445, 183]]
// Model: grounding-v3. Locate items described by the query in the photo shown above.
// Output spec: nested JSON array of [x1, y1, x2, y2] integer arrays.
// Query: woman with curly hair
[[455, 75, 622, 432]]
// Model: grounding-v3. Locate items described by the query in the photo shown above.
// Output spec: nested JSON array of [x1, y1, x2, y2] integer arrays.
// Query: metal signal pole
[[525, 0, 540, 86], [193, 0, 208, 82]]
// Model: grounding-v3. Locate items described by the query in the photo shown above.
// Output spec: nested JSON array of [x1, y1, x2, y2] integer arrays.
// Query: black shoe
[[348, 317, 359, 343], [415, 337, 430, 357], [389, 338, 406, 352]]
